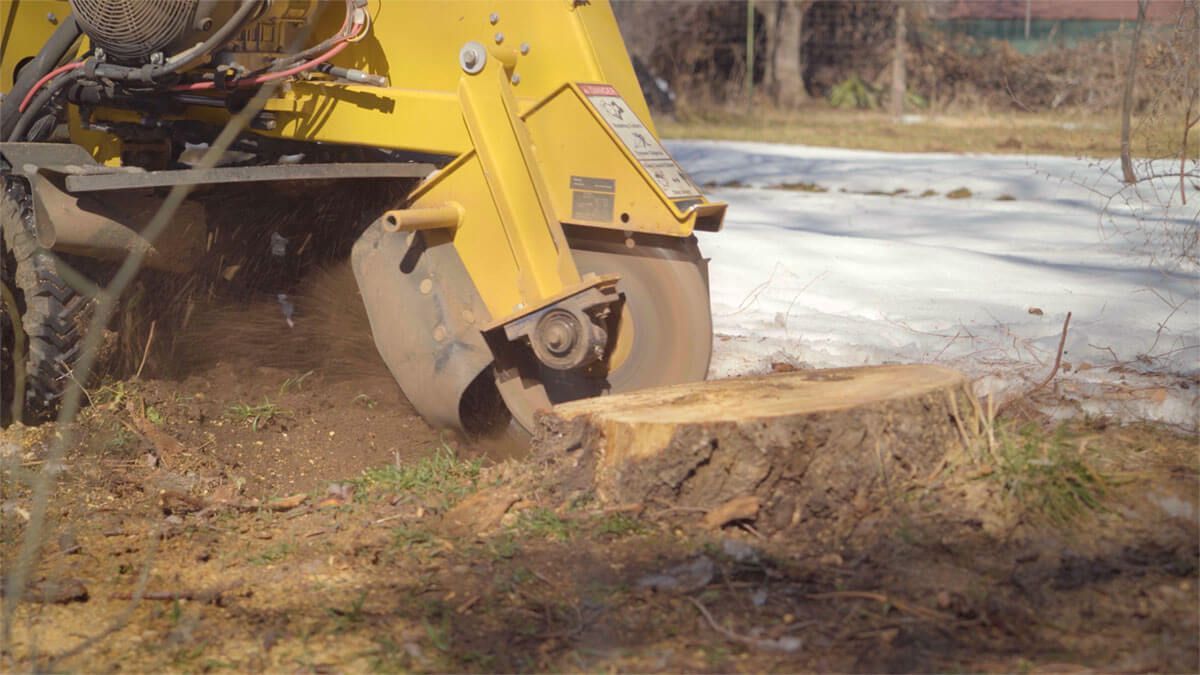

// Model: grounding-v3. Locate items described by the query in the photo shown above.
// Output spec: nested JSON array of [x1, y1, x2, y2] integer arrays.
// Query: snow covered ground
[[667, 140, 1199, 429]]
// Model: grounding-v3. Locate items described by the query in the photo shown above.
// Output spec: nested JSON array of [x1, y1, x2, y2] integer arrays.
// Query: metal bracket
[[485, 273, 621, 371]]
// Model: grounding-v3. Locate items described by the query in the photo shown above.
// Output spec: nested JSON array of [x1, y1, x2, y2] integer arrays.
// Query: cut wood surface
[[533, 364, 978, 540]]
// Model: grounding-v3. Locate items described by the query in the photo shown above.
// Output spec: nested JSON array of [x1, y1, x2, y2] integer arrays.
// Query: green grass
[[486, 533, 521, 560], [991, 423, 1108, 527], [512, 508, 574, 542], [279, 370, 315, 395], [94, 380, 134, 408], [103, 424, 137, 453], [355, 444, 481, 503], [145, 405, 164, 425], [366, 637, 408, 673], [392, 525, 436, 551], [328, 591, 369, 633], [594, 512, 647, 538], [248, 542, 294, 566], [226, 398, 287, 431]]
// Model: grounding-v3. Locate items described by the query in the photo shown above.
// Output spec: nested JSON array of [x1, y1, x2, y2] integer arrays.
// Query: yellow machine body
[[1, 1, 70, 91], [1, 0, 724, 431]]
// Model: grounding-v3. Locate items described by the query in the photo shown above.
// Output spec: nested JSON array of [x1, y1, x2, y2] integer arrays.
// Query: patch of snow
[[667, 140, 1199, 429]]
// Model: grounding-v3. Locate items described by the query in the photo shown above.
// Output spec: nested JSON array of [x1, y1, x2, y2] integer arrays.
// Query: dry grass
[[659, 107, 1192, 158]]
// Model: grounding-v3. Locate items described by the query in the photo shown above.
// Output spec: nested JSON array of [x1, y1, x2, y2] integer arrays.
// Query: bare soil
[[1, 270, 1197, 673]]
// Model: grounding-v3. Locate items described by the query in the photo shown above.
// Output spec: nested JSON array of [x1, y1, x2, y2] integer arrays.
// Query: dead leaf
[[702, 495, 760, 529], [442, 488, 519, 537], [267, 493, 308, 511], [159, 488, 209, 514], [126, 400, 187, 461], [22, 578, 89, 604], [318, 483, 355, 508], [819, 553, 844, 567]]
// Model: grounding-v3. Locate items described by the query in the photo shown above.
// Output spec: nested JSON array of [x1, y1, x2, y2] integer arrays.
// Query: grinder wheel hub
[[496, 237, 712, 432], [539, 311, 578, 354], [531, 307, 605, 371]]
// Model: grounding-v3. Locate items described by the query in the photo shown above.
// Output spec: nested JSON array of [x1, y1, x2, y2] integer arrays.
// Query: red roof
[[945, 0, 1186, 22]]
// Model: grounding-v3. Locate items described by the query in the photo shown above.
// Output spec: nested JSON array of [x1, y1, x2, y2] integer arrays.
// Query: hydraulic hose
[[6, 69, 85, 142], [6, 0, 263, 141], [171, 7, 365, 92], [171, 39, 354, 92], [156, 0, 263, 78], [18, 61, 85, 112], [0, 16, 81, 139], [260, 0, 357, 73]]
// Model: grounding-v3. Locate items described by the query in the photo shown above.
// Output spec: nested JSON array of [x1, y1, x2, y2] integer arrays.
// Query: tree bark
[[1180, 1, 1200, 205], [533, 365, 978, 540], [1121, 0, 1150, 185], [769, 0, 809, 107], [891, 3, 908, 120]]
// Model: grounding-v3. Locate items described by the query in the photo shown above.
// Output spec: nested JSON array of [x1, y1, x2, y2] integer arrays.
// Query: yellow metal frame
[[3, 0, 726, 327], [0, 0, 70, 91]]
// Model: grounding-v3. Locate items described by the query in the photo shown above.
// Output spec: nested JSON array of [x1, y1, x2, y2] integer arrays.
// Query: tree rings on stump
[[532, 364, 977, 542]]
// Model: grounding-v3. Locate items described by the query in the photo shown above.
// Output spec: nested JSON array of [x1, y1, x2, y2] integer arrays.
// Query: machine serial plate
[[570, 175, 616, 221], [578, 83, 701, 200]]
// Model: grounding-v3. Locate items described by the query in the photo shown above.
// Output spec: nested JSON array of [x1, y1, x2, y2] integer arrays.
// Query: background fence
[[613, 0, 1198, 118]]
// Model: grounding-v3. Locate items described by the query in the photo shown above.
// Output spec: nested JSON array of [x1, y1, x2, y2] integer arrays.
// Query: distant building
[[938, 0, 1186, 53]]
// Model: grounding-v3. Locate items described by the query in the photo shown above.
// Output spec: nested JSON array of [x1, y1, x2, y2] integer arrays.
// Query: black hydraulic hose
[[0, 16, 81, 139], [5, 69, 85, 142], [154, 0, 262, 78], [4, 0, 263, 143]]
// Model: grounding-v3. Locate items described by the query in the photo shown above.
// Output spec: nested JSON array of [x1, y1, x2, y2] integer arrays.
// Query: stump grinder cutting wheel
[[496, 235, 713, 431], [0, 0, 725, 433]]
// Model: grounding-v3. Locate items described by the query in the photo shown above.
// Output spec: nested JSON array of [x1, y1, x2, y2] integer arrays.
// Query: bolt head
[[463, 50, 477, 66], [494, 32, 504, 44], [511, 74, 521, 85], [489, 12, 499, 24], [520, 42, 530, 55]]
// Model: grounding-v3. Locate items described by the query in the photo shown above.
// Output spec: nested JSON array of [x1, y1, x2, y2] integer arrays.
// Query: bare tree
[[891, 2, 907, 119], [1179, 1, 1200, 205], [763, 0, 811, 107], [1120, 0, 1151, 184]]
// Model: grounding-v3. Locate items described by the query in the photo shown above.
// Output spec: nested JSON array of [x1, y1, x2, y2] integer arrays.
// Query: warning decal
[[579, 84, 701, 200]]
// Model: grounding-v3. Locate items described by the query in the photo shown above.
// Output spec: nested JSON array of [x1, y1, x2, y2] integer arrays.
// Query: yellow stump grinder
[[0, 0, 725, 433]]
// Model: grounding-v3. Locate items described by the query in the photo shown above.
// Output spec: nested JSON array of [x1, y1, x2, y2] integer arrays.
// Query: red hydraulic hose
[[171, 15, 363, 93], [18, 60, 85, 112]]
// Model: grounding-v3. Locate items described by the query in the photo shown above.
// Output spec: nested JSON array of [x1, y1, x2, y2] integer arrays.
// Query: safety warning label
[[579, 83, 701, 200]]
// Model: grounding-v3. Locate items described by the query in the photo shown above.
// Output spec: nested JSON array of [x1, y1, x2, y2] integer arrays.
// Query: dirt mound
[[2, 410, 1195, 671]]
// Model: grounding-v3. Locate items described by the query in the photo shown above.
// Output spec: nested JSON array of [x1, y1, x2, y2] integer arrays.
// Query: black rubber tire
[[1, 176, 94, 424]]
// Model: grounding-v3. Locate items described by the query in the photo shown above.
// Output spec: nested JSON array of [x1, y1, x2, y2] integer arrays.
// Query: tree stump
[[532, 365, 978, 541]]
